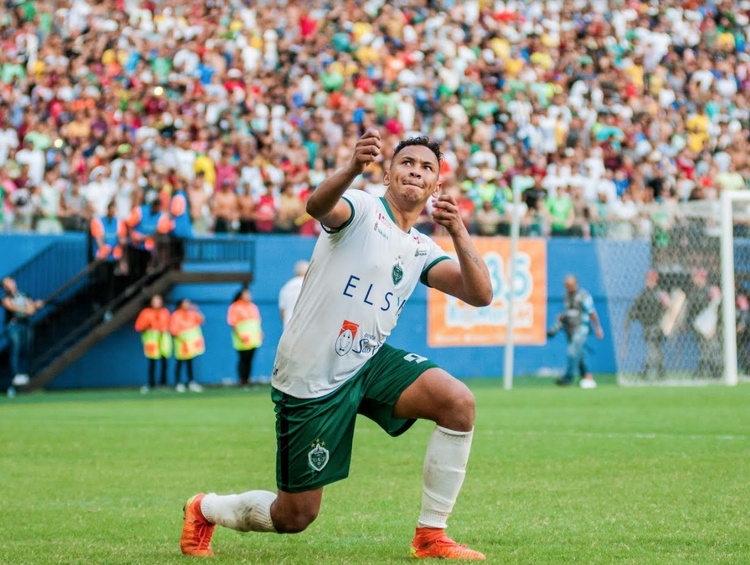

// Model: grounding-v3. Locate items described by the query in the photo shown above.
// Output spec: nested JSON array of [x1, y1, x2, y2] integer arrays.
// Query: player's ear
[[383, 170, 390, 186]]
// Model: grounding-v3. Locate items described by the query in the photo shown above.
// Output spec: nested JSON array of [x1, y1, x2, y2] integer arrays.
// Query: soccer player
[[180, 130, 493, 560], [547, 275, 604, 388]]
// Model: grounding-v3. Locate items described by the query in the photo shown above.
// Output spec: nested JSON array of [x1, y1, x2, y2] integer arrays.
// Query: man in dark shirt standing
[[2, 277, 43, 396], [624, 271, 670, 380]]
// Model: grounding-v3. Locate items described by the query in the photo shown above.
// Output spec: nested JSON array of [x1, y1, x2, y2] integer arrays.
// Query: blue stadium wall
[[0, 233, 87, 279], [0, 234, 646, 389]]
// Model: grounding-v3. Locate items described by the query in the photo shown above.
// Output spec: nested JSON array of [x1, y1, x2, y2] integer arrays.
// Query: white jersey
[[272, 189, 450, 398]]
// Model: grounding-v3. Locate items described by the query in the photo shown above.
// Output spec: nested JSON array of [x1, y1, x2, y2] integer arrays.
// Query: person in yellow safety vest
[[227, 287, 263, 387], [134, 294, 172, 393], [169, 298, 205, 393]]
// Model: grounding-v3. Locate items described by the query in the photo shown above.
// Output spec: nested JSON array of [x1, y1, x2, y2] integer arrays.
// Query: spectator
[[623, 271, 671, 381], [187, 173, 212, 236], [737, 293, 750, 375], [134, 294, 172, 394], [475, 200, 504, 236], [0, 0, 749, 242], [211, 179, 238, 234], [59, 179, 90, 232], [237, 186, 256, 234], [169, 181, 193, 263], [36, 168, 64, 235], [90, 201, 127, 314], [169, 298, 205, 393], [254, 181, 277, 234], [126, 193, 173, 277], [2, 276, 43, 393], [274, 182, 304, 234], [227, 288, 262, 387], [686, 269, 723, 379], [546, 185, 576, 237]]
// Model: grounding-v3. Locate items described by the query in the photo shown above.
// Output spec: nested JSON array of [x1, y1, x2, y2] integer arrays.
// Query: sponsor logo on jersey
[[392, 256, 404, 285], [335, 320, 359, 356], [374, 221, 389, 240], [343, 275, 407, 315], [415, 248, 428, 257], [308, 439, 329, 472], [352, 332, 382, 355]]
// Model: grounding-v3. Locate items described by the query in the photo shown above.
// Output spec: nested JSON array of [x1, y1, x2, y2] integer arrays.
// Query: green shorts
[[272, 344, 439, 493]]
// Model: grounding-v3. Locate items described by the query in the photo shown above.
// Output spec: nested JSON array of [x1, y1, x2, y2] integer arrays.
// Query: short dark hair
[[392, 136, 442, 166]]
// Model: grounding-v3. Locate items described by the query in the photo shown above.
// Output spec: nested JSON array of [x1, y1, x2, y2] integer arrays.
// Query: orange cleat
[[410, 527, 486, 560], [180, 493, 216, 557]]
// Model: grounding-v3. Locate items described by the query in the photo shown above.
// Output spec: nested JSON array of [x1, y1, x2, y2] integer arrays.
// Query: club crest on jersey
[[335, 320, 359, 356], [308, 439, 329, 472], [392, 256, 404, 286]]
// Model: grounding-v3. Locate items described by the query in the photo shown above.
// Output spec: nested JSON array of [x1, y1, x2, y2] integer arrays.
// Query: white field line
[[349, 426, 746, 441], [474, 429, 746, 441]]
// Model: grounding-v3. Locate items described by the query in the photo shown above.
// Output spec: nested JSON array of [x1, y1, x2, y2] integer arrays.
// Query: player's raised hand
[[431, 194, 465, 236], [349, 129, 381, 174]]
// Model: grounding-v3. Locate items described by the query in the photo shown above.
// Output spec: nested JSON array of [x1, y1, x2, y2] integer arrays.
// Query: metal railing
[[183, 236, 256, 265], [6, 239, 89, 301]]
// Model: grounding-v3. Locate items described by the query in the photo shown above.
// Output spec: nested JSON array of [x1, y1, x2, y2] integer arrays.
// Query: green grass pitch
[[2, 379, 749, 564]]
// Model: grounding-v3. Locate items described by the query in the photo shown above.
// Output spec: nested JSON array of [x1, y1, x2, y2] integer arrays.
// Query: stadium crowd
[[0, 0, 749, 241]]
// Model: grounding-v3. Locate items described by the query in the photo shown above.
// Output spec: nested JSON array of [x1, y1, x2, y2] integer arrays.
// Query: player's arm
[[424, 194, 492, 307], [306, 129, 381, 229], [587, 297, 604, 339]]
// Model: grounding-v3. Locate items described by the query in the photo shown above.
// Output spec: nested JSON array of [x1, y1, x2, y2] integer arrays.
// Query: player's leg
[[180, 383, 359, 556], [181, 488, 323, 556], [393, 368, 485, 560], [198, 488, 322, 534], [358, 346, 483, 560], [392, 367, 474, 430]]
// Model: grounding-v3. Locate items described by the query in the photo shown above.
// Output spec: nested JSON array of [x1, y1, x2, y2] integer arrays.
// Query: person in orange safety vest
[[134, 294, 172, 393], [227, 287, 263, 387], [90, 201, 128, 310], [170, 298, 205, 393]]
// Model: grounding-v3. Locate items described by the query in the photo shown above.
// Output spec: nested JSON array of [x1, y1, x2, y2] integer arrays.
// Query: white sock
[[201, 490, 277, 533], [418, 426, 474, 529]]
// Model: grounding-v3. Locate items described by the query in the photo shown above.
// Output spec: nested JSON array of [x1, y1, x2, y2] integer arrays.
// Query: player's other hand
[[431, 194, 465, 236], [595, 327, 604, 339], [349, 129, 381, 174]]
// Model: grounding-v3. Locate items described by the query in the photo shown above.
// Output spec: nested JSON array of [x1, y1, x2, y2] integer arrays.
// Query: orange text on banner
[[427, 237, 547, 347]]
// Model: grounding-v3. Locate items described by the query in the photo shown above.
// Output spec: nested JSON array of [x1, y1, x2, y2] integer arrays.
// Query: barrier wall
[[37, 235, 634, 389]]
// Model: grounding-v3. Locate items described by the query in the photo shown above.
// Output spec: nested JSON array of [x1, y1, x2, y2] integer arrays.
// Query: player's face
[[384, 145, 441, 205]]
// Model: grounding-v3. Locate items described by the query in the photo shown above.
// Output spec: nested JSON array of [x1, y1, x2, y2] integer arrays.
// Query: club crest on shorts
[[392, 256, 404, 286], [308, 440, 329, 472], [335, 320, 359, 356]]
